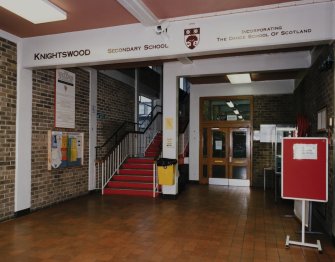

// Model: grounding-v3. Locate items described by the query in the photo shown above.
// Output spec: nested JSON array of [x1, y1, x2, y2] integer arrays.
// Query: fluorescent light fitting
[[227, 73, 251, 84], [226, 101, 234, 108], [117, 0, 159, 26], [0, 0, 67, 24], [178, 57, 193, 64], [233, 109, 239, 115], [238, 115, 243, 119]]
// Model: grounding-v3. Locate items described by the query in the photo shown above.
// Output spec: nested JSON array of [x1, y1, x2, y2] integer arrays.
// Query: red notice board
[[281, 138, 328, 202]]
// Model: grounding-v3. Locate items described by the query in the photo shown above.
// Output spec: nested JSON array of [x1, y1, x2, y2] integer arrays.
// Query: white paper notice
[[293, 144, 317, 160], [260, 124, 276, 143], [55, 69, 76, 128], [215, 141, 222, 150]]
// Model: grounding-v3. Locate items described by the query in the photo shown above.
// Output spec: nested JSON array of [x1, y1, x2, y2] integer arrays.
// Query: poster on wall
[[55, 69, 76, 128], [48, 131, 84, 170], [260, 124, 276, 143]]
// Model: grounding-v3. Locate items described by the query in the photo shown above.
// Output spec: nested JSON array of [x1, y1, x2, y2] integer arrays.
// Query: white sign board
[[21, 2, 335, 68], [260, 124, 276, 143], [55, 69, 76, 128], [293, 144, 318, 160]]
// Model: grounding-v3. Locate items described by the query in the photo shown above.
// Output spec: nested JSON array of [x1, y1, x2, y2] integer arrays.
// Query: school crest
[[184, 28, 200, 50]]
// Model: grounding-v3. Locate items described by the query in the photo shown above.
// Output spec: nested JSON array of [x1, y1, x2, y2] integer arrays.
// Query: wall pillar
[[162, 64, 179, 195], [84, 68, 97, 191], [15, 41, 32, 212]]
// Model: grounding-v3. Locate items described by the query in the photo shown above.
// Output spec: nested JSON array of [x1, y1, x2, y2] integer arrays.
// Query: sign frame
[[281, 137, 328, 202]]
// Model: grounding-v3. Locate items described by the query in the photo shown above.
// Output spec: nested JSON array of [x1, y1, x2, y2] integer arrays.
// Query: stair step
[[107, 181, 153, 190], [147, 145, 160, 149], [104, 188, 158, 197], [113, 175, 153, 182], [122, 163, 153, 169], [145, 152, 158, 157], [118, 169, 153, 175], [126, 158, 154, 164]]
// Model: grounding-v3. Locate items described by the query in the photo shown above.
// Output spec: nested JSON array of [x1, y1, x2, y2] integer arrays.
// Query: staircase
[[103, 133, 162, 197]]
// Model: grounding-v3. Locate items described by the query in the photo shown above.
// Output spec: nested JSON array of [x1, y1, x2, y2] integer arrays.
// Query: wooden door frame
[[199, 96, 254, 185]]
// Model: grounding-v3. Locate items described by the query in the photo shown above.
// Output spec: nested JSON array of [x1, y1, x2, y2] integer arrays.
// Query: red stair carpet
[[103, 133, 162, 197]]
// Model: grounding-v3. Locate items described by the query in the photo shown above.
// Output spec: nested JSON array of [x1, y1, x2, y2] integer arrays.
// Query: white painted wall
[[15, 43, 33, 211], [163, 51, 311, 184], [21, 1, 334, 68], [189, 80, 295, 181], [162, 65, 179, 195], [83, 68, 98, 191], [0, 30, 34, 212]]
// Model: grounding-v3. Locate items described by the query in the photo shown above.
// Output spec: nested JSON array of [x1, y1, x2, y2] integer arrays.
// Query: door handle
[[214, 160, 223, 163]]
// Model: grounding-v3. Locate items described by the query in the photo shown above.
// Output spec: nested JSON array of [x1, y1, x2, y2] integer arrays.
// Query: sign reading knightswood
[[34, 49, 91, 60], [184, 28, 200, 49]]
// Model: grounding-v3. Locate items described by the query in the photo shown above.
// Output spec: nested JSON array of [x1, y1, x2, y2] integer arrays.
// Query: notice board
[[48, 131, 84, 170], [281, 138, 328, 202]]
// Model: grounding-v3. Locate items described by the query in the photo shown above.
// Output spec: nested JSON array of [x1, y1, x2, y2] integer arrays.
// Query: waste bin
[[157, 158, 177, 185]]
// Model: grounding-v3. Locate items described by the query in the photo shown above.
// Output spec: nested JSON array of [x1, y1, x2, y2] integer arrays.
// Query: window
[[202, 97, 252, 121]]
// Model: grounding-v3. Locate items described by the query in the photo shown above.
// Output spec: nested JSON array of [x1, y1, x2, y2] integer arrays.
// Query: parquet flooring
[[0, 185, 334, 261]]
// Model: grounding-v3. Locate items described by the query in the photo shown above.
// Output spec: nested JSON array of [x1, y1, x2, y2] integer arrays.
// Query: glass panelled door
[[229, 128, 250, 183], [200, 127, 250, 185], [210, 128, 228, 181]]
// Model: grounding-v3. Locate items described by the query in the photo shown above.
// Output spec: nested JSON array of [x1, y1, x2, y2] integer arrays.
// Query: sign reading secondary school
[[107, 43, 168, 54]]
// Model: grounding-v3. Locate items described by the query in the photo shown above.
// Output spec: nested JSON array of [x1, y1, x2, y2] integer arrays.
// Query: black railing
[[96, 105, 162, 161]]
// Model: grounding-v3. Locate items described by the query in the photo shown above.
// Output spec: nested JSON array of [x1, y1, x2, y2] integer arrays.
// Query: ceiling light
[[238, 115, 243, 119], [0, 0, 67, 24], [233, 109, 239, 115], [226, 101, 234, 108], [117, 0, 159, 26], [227, 73, 251, 84], [178, 57, 193, 64]]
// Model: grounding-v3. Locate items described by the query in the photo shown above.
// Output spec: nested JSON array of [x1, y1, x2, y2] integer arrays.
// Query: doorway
[[199, 96, 253, 186], [200, 127, 251, 186]]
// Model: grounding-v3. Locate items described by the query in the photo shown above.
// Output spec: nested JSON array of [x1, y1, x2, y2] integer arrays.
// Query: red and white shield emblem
[[184, 28, 200, 50]]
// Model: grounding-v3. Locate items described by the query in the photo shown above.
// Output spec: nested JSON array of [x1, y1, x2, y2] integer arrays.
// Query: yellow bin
[[158, 165, 175, 185]]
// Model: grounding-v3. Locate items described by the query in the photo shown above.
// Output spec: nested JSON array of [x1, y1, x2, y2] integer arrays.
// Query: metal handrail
[[139, 105, 162, 125], [96, 112, 162, 195], [95, 105, 162, 161]]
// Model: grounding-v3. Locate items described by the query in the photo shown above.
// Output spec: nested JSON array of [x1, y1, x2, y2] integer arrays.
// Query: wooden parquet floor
[[0, 185, 334, 261]]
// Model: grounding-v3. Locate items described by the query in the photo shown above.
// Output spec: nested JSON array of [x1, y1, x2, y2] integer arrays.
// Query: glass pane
[[232, 166, 247, 179], [212, 130, 225, 158], [212, 165, 226, 178], [203, 165, 208, 178], [203, 100, 211, 120], [202, 99, 250, 121], [232, 131, 247, 158], [203, 128, 207, 157]]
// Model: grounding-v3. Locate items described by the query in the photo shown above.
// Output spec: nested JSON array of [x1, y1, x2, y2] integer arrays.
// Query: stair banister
[[97, 110, 162, 196]]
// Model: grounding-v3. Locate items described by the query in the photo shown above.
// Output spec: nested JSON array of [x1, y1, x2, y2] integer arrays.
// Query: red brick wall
[[31, 69, 89, 210], [252, 94, 295, 187], [0, 37, 16, 221], [294, 45, 334, 235], [97, 72, 135, 150], [95, 72, 135, 187]]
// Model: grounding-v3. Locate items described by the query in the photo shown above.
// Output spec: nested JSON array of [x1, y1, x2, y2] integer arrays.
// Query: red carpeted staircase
[[144, 133, 162, 157], [103, 133, 162, 197]]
